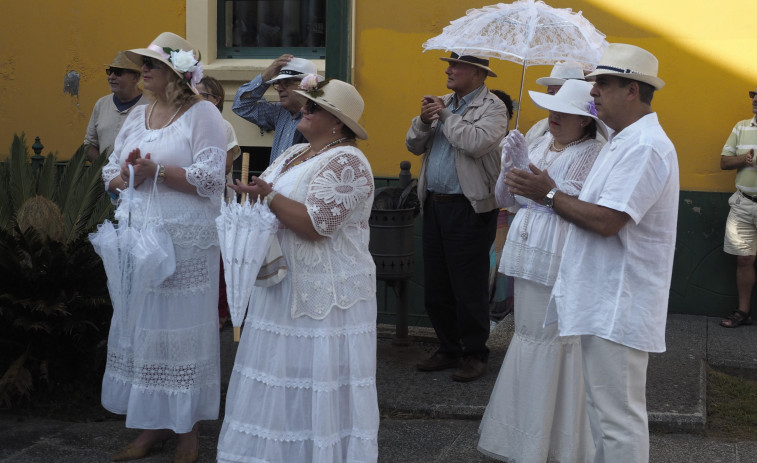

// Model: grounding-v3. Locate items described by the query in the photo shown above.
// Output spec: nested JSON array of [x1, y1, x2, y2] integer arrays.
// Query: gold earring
[[332, 128, 336, 134]]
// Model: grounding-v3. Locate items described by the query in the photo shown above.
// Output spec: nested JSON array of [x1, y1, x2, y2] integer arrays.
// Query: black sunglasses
[[304, 100, 321, 114], [106, 68, 133, 77], [750, 91, 757, 99], [142, 57, 158, 70]]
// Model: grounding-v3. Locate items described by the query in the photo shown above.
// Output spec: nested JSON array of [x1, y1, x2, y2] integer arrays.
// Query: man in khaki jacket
[[406, 52, 508, 382]]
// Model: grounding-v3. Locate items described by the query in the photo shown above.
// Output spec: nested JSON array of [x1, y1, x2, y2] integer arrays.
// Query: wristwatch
[[544, 188, 559, 208], [157, 164, 166, 183]]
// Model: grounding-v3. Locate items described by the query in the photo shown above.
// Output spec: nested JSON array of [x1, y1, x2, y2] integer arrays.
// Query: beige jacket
[[405, 86, 508, 213]]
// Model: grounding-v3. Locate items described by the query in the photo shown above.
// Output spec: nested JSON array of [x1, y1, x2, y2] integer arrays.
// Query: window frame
[[213, 0, 350, 81]]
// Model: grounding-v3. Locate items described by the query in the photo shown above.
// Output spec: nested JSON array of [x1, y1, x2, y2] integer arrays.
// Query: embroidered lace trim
[[233, 364, 375, 392], [186, 146, 227, 204], [245, 318, 376, 338], [226, 420, 378, 446], [155, 255, 210, 294], [104, 324, 218, 393]]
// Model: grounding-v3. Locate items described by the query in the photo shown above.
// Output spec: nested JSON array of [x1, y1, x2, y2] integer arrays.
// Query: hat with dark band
[[585, 43, 665, 90], [266, 58, 324, 84], [440, 52, 497, 78]]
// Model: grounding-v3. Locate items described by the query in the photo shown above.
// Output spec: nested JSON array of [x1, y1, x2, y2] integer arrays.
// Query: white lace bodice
[[102, 101, 227, 249], [262, 144, 376, 320], [500, 135, 603, 285]]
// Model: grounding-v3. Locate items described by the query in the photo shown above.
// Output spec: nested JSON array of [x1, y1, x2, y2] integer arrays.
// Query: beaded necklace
[[549, 134, 589, 153], [281, 137, 349, 170], [146, 102, 184, 130]]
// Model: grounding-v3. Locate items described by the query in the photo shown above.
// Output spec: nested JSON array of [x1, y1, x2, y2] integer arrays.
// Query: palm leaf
[[35, 153, 59, 199], [63, 151, 113, 242], [7, 134, 34, 212], [55, 145, 88, 216], [0, 162, 12, 231]]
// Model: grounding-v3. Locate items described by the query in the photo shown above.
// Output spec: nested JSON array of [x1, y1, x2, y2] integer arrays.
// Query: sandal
[[720, 310, 753, 328]]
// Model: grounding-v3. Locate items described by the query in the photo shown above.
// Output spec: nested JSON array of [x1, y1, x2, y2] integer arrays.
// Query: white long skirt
[[217, 272, 379, 463], [478, 278, 594, 463], [101, 245, 221, 433]]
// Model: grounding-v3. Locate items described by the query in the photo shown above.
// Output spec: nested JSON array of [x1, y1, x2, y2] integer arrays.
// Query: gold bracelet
[[157, 164, 166, 183]]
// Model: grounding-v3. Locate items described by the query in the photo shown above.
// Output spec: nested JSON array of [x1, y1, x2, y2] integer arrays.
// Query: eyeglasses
[[304, 100, 321, 114], [105, 68, 132, 77], [272, 79, 297, 90], [750, 91, 757, 99], [142, 57, 157, 70], [199, 92, 218, 101]]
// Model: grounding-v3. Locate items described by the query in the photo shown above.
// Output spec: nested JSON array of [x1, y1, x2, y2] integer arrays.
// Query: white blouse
[[102, 101, 227, 251], [261, 144, 376, 320], [499, 135, 603, 285]]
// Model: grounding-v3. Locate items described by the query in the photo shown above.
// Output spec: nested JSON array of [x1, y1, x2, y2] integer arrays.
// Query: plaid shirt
[[232, 75, 306, 163]]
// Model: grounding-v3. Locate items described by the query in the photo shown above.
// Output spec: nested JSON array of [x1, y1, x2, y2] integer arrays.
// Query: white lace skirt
[[478, 278, 594, 463], [101, 245, 221, 433], [217, 275, 379, 463]]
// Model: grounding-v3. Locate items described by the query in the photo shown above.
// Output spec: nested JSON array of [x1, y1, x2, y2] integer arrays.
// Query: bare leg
[[736, 255, 756, 313]]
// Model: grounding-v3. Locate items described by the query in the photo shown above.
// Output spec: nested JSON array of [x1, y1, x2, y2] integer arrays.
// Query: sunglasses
[[272, 79, 297, 90], [105, 68, 133, 77], [750, 91, 757, 99], [199, 92, 218, 101], [304, 100, 321, 114], [142, 57, 158, 70]]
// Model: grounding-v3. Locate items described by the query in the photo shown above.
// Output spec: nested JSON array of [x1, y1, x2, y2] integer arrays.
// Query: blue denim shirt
[[425, 86, 483, 194], [232, 75, 306, 163]]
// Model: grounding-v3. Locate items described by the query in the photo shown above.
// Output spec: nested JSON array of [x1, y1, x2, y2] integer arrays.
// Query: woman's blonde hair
[[143, 61, 199, 108]]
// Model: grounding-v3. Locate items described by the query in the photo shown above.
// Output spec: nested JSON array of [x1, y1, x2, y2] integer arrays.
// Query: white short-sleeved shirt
[[545, 113, 679, 353]]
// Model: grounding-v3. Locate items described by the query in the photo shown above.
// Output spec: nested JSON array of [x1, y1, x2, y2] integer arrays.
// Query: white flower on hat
[[169, 49, 198, 72], [163, 48, 203, 89]]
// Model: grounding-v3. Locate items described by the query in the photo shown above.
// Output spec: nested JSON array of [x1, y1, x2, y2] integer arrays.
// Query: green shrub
[[0, 134, 114, 407]]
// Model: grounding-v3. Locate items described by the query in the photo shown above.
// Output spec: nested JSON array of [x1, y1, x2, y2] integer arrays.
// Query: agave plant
[[0, 133, 114, 243], [0, 134, 114, 407]]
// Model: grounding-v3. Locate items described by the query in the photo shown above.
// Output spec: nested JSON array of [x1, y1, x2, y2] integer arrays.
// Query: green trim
[[325, 0, 350, 82]]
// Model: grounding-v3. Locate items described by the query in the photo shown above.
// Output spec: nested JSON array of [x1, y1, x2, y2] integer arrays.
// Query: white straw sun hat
[[585, 43, 665, 90], [535, 61, 586, 87], [266, 58, 324, 84], [529, 80, 609, 140], [125, 32, 203, 94], [294, 77, 369, 140]]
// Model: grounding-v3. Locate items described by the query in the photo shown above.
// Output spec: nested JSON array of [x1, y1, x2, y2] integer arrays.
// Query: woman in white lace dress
[[100, 33, 227, 463], [478, 80, 608, 463], [218, 78, 379, 463]]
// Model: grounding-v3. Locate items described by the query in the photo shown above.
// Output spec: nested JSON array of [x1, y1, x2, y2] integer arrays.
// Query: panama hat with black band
[[440, 52, 497, 78]]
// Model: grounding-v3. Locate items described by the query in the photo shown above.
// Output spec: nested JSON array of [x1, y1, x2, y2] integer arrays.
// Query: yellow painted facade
[[2, 0, 756, 193], [0, 0, 185, 158]]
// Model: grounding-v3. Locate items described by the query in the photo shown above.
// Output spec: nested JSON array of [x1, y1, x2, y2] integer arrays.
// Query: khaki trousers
[[581, 335, 650, 463]]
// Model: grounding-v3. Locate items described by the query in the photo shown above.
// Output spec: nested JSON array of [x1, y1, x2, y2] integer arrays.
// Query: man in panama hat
[[84, 51, 147, 162], [406, 52, 508, 383], [506, 43, 679, 463], [233, 54, 323, 164]]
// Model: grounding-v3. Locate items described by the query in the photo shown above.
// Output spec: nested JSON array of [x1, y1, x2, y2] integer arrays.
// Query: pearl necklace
[[549, 134, 589, 153], [282, 137, 349, 170], [147, 102, 184, 130]]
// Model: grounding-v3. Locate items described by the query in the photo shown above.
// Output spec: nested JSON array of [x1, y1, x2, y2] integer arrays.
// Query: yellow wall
[[354, 0, 757, 191], [0, 0, 184, 158], [3, 0, 756, 193]]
